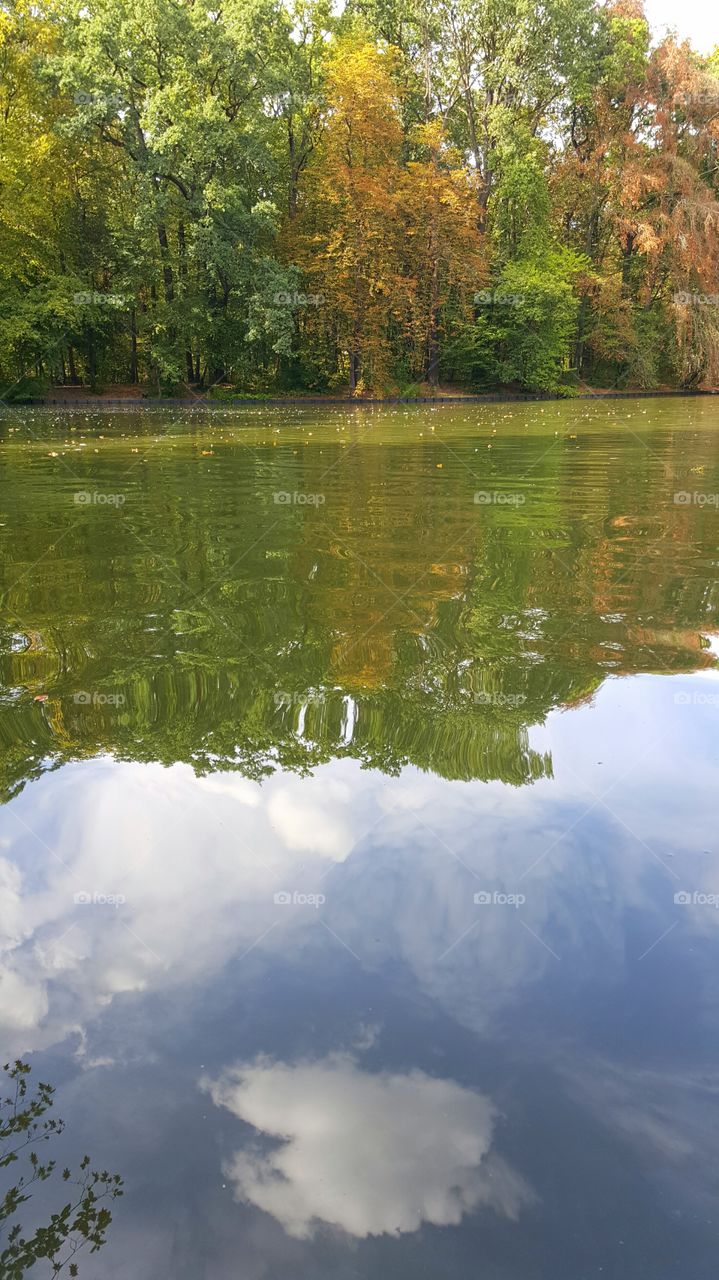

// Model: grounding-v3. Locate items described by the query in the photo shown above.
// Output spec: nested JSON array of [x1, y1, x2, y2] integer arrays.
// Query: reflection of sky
[[1, 670, 719, 1275], [203, 1054, 532, 1238]]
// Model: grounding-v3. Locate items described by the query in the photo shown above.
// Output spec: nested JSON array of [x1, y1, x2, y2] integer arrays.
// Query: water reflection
[[203, 1054, 533, 1238], [1, 402, 718, 801], [2, 671, 718, 1067], [1, 404, 719, 1276]]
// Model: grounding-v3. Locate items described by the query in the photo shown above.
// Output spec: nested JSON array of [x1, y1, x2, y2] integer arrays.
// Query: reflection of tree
[[0, 417, 717, 801], [0, 1061, 123, 1277]]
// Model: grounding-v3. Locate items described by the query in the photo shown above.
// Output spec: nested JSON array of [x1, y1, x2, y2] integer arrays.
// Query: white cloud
[[202, 1054, 533, 1239]]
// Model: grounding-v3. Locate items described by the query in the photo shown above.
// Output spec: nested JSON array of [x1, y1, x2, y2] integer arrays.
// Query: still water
[[1, 399, 718, 1278]]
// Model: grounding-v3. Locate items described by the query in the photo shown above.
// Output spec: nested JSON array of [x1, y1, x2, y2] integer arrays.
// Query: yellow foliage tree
[[289, 37, 406, 393], [289, 44, 486, 393], [399, 122, 486, 384]]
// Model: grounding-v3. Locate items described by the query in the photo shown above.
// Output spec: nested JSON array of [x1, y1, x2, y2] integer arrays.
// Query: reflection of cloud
[[0, 966, 48, 1029], [268, 779, 355, 858], [0, 856, 25, 950], [0, 760, 363, 1056], [2, 673, 716, 1056], [202, 1055, 533, 1239], [561, 1057, 719, 1211]]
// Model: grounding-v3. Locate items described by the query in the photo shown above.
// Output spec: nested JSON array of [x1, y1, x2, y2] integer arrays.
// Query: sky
[[644, 0, 718, 53]]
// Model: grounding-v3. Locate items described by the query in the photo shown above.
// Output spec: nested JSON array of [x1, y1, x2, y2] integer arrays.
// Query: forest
[[1, 0, 719, 399]]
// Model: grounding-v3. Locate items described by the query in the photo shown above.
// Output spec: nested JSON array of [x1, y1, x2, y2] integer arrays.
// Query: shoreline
[[8, 387, 718, 410]]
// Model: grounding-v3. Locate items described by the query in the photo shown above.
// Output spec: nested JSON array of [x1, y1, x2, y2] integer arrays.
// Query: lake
[[1, 398, 718, 1278]]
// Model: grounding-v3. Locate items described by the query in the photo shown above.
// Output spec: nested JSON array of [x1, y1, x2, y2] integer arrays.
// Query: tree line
[[1, 0, 719, 398]]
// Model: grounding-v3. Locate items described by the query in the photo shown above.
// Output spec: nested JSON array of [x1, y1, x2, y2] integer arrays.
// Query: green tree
[[1, 1061, 123, 1279]]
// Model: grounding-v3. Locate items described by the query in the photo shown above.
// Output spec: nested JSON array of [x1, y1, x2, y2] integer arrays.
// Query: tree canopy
[[1, 0, 718, 397]]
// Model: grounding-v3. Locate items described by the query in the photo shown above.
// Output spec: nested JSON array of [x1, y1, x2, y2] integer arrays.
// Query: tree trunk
[[86, 327, 97, 390], [427, 193, 440, 386], [288, 119, 298, 219], [177, 220, 194, 382], [157, 223, 174, 303], [130, 308, 138, 383], [574, 295, 589, 378], [621, 232, 635, 291]]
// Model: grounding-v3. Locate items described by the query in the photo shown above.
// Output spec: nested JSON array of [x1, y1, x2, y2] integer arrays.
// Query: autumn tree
[[554, 0, 719, 387], [399, 122, 486, 384], [1, 0, 718, 395], [290, 37, 407, 393]]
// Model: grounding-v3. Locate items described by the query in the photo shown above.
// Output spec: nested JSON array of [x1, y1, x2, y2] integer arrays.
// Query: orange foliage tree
[[554, 0, 719, 385], [287, 38, 406, 393], [287, 39, 485, 393], [399, 122, 486, 385]]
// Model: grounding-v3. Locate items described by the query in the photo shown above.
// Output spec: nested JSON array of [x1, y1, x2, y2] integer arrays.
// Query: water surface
[[1, 399, 718, 1278]]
